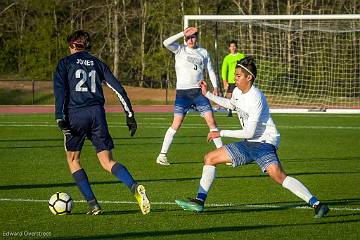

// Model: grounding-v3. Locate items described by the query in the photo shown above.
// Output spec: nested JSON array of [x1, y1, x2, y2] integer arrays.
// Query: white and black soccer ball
[[48, 192, 74, 215]]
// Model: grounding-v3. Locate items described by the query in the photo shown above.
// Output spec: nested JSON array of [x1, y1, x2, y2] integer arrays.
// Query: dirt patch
[[0, 80, 176, 105], [105, 86, 176, 105]]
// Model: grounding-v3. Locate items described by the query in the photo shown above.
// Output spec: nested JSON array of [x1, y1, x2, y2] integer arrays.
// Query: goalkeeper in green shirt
[[221, 40, 246, 117]]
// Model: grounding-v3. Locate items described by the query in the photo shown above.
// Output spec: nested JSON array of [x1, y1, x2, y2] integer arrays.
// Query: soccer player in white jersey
[[156, 27, 223, 165], [175, 57, 329, 218]]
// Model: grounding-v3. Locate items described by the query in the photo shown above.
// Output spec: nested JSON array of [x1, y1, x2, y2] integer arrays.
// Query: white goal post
[[184, 15, 360, 113]]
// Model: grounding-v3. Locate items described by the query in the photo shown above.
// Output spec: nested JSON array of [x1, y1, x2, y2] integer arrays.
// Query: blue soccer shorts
[[224, 141, 280, 172], [174, 88, 213, 116], [65, 105, 114, 153]]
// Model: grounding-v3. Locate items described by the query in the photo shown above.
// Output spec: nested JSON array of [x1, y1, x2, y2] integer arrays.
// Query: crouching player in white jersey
[[175, 57, 329, 218], [156, 27, 223, 165]]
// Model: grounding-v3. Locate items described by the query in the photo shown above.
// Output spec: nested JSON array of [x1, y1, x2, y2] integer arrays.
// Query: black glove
[[126, 115, 137, 137], [57, 119, 72, 136]]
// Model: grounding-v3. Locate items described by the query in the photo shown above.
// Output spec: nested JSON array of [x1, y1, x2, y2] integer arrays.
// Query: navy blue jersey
[[54, 51, 134, 120]]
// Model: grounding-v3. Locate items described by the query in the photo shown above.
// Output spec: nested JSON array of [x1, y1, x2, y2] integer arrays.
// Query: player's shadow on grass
[[1, 171, 358, 190], [101, 209, 140, 215], [283, 156, 360, 163], [112, 135, 206, 140], [202, 202, 311, 215], [201, 198, 360, 216], [0, 138, 61, 142], [0, 135, 206, 149], [49, 218, 360, 240], [0, 145, 63, 149], [325, 212, 360, 218]]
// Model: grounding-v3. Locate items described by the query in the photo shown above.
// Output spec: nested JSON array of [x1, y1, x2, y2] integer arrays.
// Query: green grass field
[[0, 112, 359, 239]]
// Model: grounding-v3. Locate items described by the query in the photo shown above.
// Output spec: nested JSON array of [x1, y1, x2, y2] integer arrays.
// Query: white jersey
[[163, 32, 218, 90], [206, 85, 280, 148]]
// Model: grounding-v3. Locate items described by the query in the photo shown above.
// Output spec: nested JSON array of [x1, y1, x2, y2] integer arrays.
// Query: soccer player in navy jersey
[[54, 30, 150, 215], [175, 57, 329, 218]]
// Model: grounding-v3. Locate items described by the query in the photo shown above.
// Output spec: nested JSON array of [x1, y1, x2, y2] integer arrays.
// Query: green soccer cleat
[[135, 184, 151, 215], [175, 198, 204, 212], [314, 203, 330, 218]]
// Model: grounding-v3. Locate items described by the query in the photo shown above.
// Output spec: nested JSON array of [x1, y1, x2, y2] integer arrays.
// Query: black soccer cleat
[[87, 200, 102, 215], [314, 203, 329, 218], [87, 204, 102, 215]]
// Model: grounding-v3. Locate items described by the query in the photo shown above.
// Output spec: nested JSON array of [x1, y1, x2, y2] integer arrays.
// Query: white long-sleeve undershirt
[[205, 91, 234, 110], [205, 91, 257, 139], [220, 122, 257, 139]]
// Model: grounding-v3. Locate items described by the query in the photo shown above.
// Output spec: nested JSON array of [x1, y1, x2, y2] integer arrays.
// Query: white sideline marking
[[0, 122, 359, 130], [0, 198, 359, 212]]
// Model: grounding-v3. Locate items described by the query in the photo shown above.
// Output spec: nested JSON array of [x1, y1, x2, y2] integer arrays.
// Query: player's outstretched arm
[[201, 81, 233, 110]]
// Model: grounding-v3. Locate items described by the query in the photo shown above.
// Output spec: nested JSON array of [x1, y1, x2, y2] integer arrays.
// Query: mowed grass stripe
[[0, 122, 360, 130], [1, 198, 359, 212]]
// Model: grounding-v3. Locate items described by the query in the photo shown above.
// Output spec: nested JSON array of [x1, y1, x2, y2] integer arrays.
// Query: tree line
[[0, 0, 359, 89]]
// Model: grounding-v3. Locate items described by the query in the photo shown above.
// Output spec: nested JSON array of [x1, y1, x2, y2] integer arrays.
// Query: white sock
[[160, 127, 177, 155], [282, 176, 313, 203], [210, 128, 223, 148], [197, 165, 216, 195]]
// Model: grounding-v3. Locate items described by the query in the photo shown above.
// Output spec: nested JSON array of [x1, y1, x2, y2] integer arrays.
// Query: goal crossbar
[[184, 14, 360, 29]]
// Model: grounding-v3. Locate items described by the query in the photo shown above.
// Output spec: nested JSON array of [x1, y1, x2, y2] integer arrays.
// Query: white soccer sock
[[197, 165, 216, 195], [282, 176, 314, 203], [159, 127, 177, 155], [210, 128, 223, 149]]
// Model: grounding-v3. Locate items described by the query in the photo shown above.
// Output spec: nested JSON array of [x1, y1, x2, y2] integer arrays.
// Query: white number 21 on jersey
[[75, 69, 96, 93]]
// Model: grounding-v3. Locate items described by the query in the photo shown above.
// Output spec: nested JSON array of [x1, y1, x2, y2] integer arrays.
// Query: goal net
[[184, 15, 360, 112]]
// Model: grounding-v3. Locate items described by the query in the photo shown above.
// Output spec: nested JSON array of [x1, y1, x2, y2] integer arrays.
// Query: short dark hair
[[228, 40, 238, 47], [67, 30, 91, 50], [236, 56, 257, 80]]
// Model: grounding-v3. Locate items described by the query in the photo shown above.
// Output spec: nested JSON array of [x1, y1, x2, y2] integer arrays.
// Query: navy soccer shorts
[[65, 105, 114, 153], [224, 141, 280, 172], [174, 88, 213, 116]]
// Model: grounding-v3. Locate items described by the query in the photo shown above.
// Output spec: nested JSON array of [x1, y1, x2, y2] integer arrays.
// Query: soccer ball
[[48, 192, 74, 215]]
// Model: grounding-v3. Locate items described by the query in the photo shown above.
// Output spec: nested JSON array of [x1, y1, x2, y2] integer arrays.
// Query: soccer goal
[[184, 15, 360, 113]]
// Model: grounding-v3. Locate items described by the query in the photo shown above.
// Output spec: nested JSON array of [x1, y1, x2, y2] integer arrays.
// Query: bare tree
[[139, 0, 147, 87], [121, 0, 132, 47], [113, 0, 120, 78]]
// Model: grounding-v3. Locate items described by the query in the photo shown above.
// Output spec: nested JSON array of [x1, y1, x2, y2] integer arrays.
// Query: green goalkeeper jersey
[[221, 52, 246, 84]]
